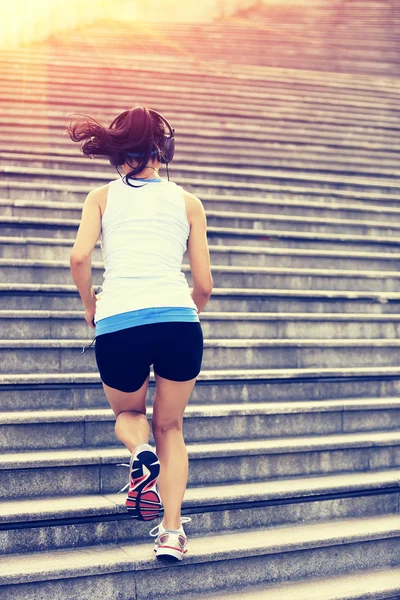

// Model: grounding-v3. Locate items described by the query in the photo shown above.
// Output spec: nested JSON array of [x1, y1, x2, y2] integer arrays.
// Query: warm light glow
[[1, 0, 296, 49], [1, 0, 313, 50]]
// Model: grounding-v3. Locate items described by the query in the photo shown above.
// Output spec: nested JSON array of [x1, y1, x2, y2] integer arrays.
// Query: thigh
[[153, 321, 204, 383], [152, 372, 197, 430], [94, 325, 154, 394], [101, 375, 150, 418]]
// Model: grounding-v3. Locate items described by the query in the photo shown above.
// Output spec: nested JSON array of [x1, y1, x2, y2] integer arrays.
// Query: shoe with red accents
[[117, 443, 163, 521], [149, 516, 192, 561]]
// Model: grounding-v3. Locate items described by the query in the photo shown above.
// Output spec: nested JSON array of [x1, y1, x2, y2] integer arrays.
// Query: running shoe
[[117, 443, 163, 521], [149, 516, 192, 561]]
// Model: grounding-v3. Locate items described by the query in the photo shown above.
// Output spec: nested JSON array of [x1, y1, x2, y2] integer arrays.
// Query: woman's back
[[95, 176, 198, 321]]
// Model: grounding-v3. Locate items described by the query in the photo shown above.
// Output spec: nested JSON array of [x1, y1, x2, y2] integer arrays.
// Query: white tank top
[[94, 176, 198, 323]]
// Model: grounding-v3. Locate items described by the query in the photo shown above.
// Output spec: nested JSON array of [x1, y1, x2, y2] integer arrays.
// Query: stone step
[[1, 430, 400, 499], [2, 344, 400, 392], [0, 513, 398, 599], [3, 47, 397, 94], [13, 44, 393, 83], [3, 163, 400, 196], [5, 193, 400, 224], [4, 203, 400, 238], [60, 45, 394, 76], [3, 179, 400, 209], [4, 85, 400, 133], [2, 47, 396, 88], [2, 113, 400, 155], [2, 366, 400, 409], [5, 211, 400, 253], [4, 137, 399, 177], [175, 566, 400, 600], [4, 309, 400, 340], [6, 218, 400, 253], [0, 469, 398, 556], [1, 397, 400, 452], [5, 112, 400, 149], [4, 337, 400, 373], [3, 69, 398, 118], [0, 120, 398, 156], [5, 140, 400, 176], [3, 131, 400, 166], [4, 46, 399, 87], [1, 283, 399, 314], [3, 66, 397, 118], [4, 73, 400, 121], [6, 72, 396, 116], [4, 258, 400, 293], [6, 235, 400, 272]]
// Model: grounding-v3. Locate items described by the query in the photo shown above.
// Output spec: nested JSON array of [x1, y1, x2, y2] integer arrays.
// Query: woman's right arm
[[184, 190, 213, 314]]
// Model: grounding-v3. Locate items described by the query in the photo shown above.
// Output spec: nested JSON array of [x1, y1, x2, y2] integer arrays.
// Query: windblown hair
[[66, 105, 166, 179]]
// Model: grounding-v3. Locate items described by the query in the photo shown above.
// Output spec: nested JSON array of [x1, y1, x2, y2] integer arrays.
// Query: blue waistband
[[95, 306, 199, 336]]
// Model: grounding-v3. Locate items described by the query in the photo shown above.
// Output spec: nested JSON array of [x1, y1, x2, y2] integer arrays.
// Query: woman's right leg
[[151, 373, 197, 530]]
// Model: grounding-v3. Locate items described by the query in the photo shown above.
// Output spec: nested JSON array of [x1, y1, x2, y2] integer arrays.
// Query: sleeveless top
[[94, 176, 199, 336]]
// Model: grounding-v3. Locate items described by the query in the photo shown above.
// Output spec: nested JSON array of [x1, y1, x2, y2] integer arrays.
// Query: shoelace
[[116, 445, 155, 494], [115, 461, 132, 494], [149, 516, 192, 538]]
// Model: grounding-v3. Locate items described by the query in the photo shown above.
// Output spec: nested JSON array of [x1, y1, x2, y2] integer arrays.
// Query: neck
[[123, 163, 160, 179]]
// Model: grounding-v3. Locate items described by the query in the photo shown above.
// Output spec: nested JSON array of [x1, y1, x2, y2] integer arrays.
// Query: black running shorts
[[94, 321, 204, 393]]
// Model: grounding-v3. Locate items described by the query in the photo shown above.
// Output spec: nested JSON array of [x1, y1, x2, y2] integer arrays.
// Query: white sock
[[134, 443, 152, 454], [161, 520, 184, 533]]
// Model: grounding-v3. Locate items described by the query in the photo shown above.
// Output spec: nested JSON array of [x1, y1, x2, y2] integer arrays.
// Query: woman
[[67, 105, 213, 561]]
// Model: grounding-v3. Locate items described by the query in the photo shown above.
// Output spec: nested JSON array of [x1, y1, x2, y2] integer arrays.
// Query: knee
[[152, 418, 183, 436], [114, 409, 147, 425]]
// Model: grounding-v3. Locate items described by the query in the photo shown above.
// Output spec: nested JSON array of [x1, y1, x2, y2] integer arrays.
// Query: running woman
[[67, 105, 213, 561]]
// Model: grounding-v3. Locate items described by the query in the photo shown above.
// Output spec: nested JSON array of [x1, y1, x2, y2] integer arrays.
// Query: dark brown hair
[[66, 105, 166, 177]]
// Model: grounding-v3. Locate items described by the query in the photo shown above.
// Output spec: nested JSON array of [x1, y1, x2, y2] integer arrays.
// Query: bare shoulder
[[182, 189, 205, 226], [86, 183, 110, 216]]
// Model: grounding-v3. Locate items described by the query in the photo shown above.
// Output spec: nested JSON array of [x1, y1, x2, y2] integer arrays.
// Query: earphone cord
[[81, 336, 95, 354], [116, 165, 151, 185], [116, 163, 170, 184]]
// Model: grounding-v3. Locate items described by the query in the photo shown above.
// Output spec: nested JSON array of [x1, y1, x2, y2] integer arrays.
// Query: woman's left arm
[[70, 190, 102, 328]]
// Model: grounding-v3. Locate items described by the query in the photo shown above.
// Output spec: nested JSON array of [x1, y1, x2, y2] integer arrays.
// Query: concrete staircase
[[1, 3, 400, 599]]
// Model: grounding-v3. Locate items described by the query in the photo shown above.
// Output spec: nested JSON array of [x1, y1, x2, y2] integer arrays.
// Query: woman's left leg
[[102, 374, 151, 453], [95, 327, 154, 452]]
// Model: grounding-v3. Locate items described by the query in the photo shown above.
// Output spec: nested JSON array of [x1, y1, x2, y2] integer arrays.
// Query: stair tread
[[4, 204, 400, 229], [1, 513, 399, 585], [3, 193, 400, 216], [7, 256, 400, 278], [1, 396, 399, 422], [3, 365, 400, 385], [5, 217, 400, 245], [2, 282, 399, 300], [175, 565, 400, 600], [1, 283, 399, 301], [1, 178, 400, 204], [1, 430, 400, 469], [5, 159, 400, 189], [5, 235, 400, 262], [0, 468, 399, 524]]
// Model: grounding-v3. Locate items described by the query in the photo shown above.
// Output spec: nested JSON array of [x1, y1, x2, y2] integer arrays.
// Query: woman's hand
[[84, 287, 97, 328]]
